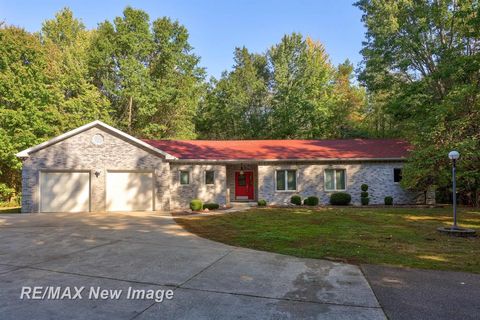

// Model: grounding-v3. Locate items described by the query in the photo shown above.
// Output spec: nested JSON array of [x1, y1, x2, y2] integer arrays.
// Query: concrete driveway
[[0, 212, 385, 319]]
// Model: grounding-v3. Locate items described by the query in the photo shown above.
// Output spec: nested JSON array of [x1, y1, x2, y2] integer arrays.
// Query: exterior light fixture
[[438, 150, 476, 236], [239, 164, 244, 175]]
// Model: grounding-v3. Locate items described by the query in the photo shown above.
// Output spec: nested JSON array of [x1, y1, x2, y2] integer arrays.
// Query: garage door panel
[[106, 172, 154, 212], [40, 172, 90, 213]]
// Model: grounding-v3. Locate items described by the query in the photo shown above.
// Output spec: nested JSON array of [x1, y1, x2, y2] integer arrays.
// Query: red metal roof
[[142, 139, 411, 160]]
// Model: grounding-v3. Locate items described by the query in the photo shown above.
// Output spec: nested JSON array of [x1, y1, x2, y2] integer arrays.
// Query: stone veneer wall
[[169, 163, 227, 209], [21, 126, 170, 213], [257, 161, 430, 205]]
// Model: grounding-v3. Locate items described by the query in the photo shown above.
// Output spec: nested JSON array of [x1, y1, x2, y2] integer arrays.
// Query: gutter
[[166, 157, 407, 164]]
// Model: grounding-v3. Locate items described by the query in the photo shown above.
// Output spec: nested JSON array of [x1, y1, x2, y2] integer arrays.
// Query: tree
[[356, 0, 480, 205], [269, 34, 334, 138], [197, 34, 366, 139], [330, 59, 367, 138], [0, 26, 62, 194], [196, 47, 270, 139], [41, 8, 111, 130], [89, 7, 205, 138]]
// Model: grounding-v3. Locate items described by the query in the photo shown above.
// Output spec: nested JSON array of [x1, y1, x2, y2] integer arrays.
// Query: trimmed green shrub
[[305, 196, 319, 206], [257, 199, 267, 206], [384, 196, 393, 205], [190, 199, 203, 211], [360, 184, 369, 205], [203, 203, 219, 210], [330, 192, 351, 205], [290, 195, 302, 205]]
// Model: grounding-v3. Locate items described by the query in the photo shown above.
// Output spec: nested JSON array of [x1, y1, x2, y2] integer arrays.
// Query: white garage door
[[106, 171, 154, 212], [40, 172, 90, 213]]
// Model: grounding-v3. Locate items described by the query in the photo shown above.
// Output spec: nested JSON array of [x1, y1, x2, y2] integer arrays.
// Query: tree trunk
[[128, 96, 133, 132]]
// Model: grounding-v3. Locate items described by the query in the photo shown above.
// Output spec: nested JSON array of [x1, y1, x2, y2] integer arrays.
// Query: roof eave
[[167, 157, 407, 163], [15, 120, 178, 160]]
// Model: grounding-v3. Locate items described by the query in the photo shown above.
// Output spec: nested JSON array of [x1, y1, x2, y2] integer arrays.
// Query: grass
[[176, 206, 480, 273], [0, 206, 21, 214]]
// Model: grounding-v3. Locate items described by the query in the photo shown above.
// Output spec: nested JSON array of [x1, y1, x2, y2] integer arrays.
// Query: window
[[324, 169, 346, 191], [276, 170, 297, 191], [394, 168, 402, 183], [179, 171, 189, 185], [238, 174, 246, 186], [205, 170, 215, 185]]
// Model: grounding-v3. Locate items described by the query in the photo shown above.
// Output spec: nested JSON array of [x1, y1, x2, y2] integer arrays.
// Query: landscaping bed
[[0, 207, 21, 214], [175, 206, 480, 273]]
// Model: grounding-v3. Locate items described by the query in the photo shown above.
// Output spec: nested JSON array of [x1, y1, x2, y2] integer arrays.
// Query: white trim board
[[15, 120, 177, 160]]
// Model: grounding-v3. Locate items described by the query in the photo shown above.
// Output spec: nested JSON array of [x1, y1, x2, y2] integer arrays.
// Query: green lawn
[[0, 206, 21, 213], [176, 207, 480, 273]]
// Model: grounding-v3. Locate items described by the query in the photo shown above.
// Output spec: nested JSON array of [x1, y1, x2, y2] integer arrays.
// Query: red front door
[[235, 171, 254, 200]]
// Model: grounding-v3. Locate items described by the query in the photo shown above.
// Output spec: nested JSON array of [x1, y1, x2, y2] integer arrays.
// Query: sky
[[0, 0, 366, 79]]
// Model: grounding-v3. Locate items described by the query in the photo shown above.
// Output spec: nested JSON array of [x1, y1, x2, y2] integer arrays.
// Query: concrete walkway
[[0, 212, 385, 319]]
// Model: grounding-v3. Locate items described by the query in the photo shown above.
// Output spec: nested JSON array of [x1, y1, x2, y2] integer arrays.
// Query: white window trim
[[275, 169, 298, 192], [179, 170, 190, 185], [204, 170, 215, 185], [393, 168, 402, 184], [324, 169, 347, 192]]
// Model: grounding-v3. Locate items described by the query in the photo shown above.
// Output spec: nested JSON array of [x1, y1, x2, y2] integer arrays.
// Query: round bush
[[290, 195, 302, 205], [329, 192, 352, 205], [361, 184, 369, 192], [190, 199, 203, 211], [361, 197, 370, 205], [361, 191, 369, 198], [257, 199, 267, 206], [384, 196, 393, 205], [203, 203, 219, 210], [305, 196, 319, 206]]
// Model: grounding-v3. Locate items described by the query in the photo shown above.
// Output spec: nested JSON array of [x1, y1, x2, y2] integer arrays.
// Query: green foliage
[[189, 199, 203, 211], [384, 196, 393, 206], [330, 192, 352, 205], [356, 0, 480, 205], [361, 197, 370, 205], [88, 7, 205, 138], [304, 196, 319, 206], [290, 195, 302, 205], [196, 34, 366, 139], [0, 183, 15, 202], [257, 199, 267, 206], [203, 203, 219, 210], [360, 184, 369, 205]]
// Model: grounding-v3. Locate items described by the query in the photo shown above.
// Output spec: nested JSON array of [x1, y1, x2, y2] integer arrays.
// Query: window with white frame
[[205, 170, 215, 185], [276, 170, 297, 191], [324, 169, 346, 191], [179, 171, 190, 185]]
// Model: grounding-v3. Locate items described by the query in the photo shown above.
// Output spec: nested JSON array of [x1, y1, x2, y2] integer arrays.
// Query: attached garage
[[17, 121, 173, 213], [106, 171, 154, 212], [40, 171, 90, 213]]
